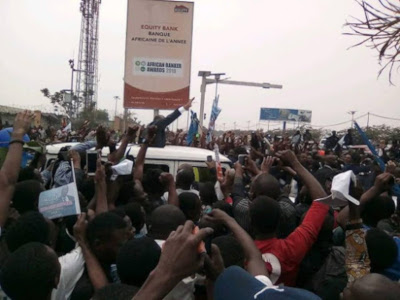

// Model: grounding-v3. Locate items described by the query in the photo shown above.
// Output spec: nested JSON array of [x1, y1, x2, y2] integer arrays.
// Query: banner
[[206, 95, 222, 143], [124, 0, 194, 110], [38, 182, 81, 219], [38, 162, 81, 219], [260, 108, 312, 123]]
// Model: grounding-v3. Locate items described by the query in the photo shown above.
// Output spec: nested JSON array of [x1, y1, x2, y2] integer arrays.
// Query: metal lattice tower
[[75, 0, 101, 111]]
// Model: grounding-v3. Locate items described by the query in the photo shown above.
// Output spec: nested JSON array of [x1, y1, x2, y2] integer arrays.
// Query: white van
[[45, 143, 232, 182]]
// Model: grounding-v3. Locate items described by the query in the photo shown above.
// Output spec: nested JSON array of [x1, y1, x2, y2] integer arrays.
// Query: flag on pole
[[206, 95, 222, 143], [186, 111, 199, 146], [63, 122, 72, 133], [354, 122, 385, 171], [39, 160, 81, 219]]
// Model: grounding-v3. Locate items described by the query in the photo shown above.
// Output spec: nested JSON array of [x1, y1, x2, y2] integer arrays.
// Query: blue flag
[[354, 122, 400, 197], [207, 95, 222, 143], [354, 122, 385, 171], [187, 111, 199, 146]]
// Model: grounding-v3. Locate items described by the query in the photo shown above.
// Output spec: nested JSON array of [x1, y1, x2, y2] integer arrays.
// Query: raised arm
[[133, 125, 157, 182], [336, 173, 394, 228], [133, 221, 213, 300], [94, 158, 108, 215], [276, 150, 326, 200], [205, 209, 268, 277], [108, 125, 139, 165], [275, 150, 329, 263], [0, 111, 34, 227], [74, 213, 109, 290], [156, 98, 194, 129], [159, 172, 179, 207]]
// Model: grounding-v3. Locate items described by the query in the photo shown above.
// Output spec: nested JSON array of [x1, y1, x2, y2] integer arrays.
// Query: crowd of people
[[0, 104, 400, 300]]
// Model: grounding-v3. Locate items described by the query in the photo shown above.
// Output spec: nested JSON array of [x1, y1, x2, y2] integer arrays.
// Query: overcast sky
[[0, 0, 399, 131]]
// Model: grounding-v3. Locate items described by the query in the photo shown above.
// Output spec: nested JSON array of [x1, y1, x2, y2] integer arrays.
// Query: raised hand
[[275, 150, 299, 168], [374, 172, 395, 192], [203, 208, 231, 225], [96, 126, 109, 149], [157, 221, 213, 280], [159, 172, 175, 187], [146, 125, 158, 145], [261, 156, 275, 174], [94, 158, 106, 184], [126, 125, 139, 143], [183, 97, 195, 111], [73, 213, 88, 245], [68, 149, 81, 169], [12, 110, 35, 138]]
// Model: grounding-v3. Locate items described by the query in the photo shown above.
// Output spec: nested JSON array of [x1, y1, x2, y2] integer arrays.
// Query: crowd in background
[[0, 106, 400, 300]]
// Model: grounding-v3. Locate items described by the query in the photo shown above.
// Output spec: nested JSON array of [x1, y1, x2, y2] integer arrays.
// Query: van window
[[192, 166, 226, 183], [144, 164, 170, 173]]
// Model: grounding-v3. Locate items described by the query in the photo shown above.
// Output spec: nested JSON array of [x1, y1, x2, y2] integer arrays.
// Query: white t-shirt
[[51, 246, 85, 300]]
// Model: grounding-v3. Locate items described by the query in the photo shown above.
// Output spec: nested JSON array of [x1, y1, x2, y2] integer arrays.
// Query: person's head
[[110, 208, 136, 240], [362, 195, 395, 227], [149, 205, 186, 240], [86, 212, 129, 265], [142, 169, 164, 196], [5, 211, 50, 252], [250, 196, 281, 237], [178, 192, 202, 222], [116, 237, 161, 287], [324, 155, 338, 168], [344, 154, 352, 164], [212, 201, 234, 217], [212, 235, 245, 268], [11, 180, 44, 214], [200, 182, 218, 206], [124, 203, 146, 234], [92, 284, 139, 300], [332, 131, 337, 136], [176, 168, 195, 190], [153, 115, 165, 122], [342, 273, 400, 300], [0, 242, 61, 300], [249, 173, 281, 200], [295, 130, 300, 135], [366, 228, 398, 272]]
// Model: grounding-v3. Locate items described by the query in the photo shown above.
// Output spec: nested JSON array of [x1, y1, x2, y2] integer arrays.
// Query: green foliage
[[73, 108, 110, 128]]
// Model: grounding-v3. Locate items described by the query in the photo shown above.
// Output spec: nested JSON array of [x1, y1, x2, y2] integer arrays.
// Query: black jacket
[[149, 109, 182, 147]]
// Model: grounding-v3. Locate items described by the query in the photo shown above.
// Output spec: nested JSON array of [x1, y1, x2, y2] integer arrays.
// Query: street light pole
[[198, 70, 283, 128], [348, 111, 357, 128], [114, 96, 120, 120]]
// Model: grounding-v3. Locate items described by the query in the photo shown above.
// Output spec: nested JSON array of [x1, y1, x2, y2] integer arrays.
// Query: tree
[[40, 88, 82, 116], [345, 0, 400, 84]]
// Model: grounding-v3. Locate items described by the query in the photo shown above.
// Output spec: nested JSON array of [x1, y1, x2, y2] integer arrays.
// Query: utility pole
[[367, 112, 370, 129], [198, 71, 283, 128], [247, 120, 250, 131], [114, 96, 120, 120]]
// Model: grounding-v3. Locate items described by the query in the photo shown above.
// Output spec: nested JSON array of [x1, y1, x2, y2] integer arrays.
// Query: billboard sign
[[124, 0, 194, 110], [259, 108, 312, 123]]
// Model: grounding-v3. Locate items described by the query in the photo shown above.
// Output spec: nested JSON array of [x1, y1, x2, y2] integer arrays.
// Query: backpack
[[312, 246, 347, 300]]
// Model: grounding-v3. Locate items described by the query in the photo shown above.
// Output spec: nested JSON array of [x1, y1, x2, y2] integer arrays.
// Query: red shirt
[[255, 201, 329, 286]]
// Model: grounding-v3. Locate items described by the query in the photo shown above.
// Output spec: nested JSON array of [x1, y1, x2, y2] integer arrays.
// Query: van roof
[[46, 143, 231, 163]]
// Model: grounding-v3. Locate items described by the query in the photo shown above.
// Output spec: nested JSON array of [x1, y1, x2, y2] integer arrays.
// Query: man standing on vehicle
[[148, 98, 194, 148]]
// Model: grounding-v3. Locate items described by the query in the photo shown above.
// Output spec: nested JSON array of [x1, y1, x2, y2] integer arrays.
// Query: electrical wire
[[369, 113, 400, 121]]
